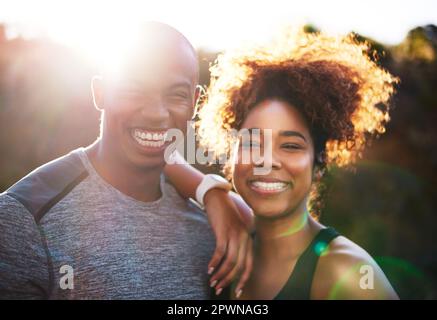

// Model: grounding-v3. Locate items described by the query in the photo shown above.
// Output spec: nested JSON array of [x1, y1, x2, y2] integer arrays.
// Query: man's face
[[95, 35, 198, 170]]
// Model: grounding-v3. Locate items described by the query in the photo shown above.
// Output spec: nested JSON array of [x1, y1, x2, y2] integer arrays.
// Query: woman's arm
[[164, 151, 254, 228], [163, 151, 203, 200], [164, 151, 254, 297], [313, 238, 399, 300]]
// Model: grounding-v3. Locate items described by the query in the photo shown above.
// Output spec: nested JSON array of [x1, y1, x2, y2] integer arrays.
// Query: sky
[[0, 0, 436, 59]]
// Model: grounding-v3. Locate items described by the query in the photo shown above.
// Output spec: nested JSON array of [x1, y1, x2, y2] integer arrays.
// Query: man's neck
[[84, 139, 163, 203]]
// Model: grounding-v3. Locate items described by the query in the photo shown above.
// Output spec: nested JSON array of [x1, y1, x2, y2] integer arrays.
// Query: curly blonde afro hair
[[197, 27, 398, 172]]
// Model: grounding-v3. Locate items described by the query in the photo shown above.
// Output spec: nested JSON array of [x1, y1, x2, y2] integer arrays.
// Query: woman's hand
[[203, 189, 254, 297], [162, 151, 254, 296]]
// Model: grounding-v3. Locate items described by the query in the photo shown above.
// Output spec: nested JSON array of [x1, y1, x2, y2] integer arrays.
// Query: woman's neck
[[253, 204, 323, 261]]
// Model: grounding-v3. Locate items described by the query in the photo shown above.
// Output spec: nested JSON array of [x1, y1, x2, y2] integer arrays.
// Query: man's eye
[[168, 92, 189, 99]]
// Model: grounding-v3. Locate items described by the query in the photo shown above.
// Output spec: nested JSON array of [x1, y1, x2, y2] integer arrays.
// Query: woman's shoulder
[[311, 234, 399, 299]]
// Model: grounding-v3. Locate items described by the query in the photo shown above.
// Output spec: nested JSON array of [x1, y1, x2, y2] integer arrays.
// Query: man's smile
[[129, 128, 169, 150]]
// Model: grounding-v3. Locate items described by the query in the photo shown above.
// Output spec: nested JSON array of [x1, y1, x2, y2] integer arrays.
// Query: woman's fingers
[[214, 236, 248, 295], [209, 233, 240, 291], [208, 239, 227, 275], [211, 233, 249, 295], [234, 237, 253, 298]]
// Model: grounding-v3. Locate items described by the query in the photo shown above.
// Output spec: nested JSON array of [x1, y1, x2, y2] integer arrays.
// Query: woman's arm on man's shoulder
[[163, 151, 254, 296]]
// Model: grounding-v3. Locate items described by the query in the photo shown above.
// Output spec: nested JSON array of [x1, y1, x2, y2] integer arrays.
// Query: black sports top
[[274, 227, 339, 300], [212, 227, 340, 300]]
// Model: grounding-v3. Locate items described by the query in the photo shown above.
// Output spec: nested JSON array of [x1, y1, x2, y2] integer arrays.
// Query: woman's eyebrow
[[279, 130, 307, 142], [245, 128, 307, 142]]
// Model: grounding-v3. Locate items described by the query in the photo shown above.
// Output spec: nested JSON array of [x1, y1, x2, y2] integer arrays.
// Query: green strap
[[275, 227, 340, 300]]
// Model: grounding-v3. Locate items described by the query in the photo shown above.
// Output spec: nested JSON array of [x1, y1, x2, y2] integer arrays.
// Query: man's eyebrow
[[106, 78, 141, 88], [167, 81, 192, 90], [111, 78, 193, 91]]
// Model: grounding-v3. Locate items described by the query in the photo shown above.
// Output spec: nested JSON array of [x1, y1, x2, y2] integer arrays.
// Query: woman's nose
[[254, 151, 282, 170]]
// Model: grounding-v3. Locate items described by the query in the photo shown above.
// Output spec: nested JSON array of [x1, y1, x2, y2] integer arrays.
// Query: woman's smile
[[247, 178, 291, 196]]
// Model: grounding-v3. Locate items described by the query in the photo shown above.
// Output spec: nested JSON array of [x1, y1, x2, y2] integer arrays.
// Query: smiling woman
[[197, 27, 399, 217], [196, 27, 399, 300]]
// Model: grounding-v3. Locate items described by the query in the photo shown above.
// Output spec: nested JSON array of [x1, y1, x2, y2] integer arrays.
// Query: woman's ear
[[312, 151, 325, 179], [313, 167, 324, 181], [91, 76, 104, 111], [312, 153, 325, 182], [312, 161, 325, 182]]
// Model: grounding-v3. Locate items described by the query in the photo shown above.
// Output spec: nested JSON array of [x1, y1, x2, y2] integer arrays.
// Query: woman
[[167, 28, 399, 299]]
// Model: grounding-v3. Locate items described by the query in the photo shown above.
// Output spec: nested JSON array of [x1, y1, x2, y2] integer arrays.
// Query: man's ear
[[91, 76, 104, 111], [192, 84, 204, 119]]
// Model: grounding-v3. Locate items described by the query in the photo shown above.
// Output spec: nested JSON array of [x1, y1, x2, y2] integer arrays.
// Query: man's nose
[[140, 98, 170, 126]]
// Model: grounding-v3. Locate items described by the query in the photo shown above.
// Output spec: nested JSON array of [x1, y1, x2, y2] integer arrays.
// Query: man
[[0, 22, 251, 299]]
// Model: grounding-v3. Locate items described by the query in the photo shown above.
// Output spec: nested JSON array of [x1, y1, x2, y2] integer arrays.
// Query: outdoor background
[[0, 0, 436, 299]]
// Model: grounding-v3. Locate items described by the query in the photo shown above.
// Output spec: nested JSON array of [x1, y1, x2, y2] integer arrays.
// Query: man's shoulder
[[2, 149, 89, 223]]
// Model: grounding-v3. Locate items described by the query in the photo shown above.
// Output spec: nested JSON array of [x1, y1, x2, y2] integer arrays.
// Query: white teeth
[[251, 181, 288, 191], [133, 135, 165, 147], [131, 129, 168, 148]]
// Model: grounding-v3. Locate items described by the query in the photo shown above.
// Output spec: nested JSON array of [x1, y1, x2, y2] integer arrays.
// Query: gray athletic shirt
[[0, 148, 216, 299]]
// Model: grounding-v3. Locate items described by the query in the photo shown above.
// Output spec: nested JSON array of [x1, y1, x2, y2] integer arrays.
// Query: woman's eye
[[241, 141, 261, 149], [282, 143, 302, 150]]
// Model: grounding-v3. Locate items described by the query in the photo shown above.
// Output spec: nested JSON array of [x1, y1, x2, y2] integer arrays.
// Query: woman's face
[[232, 99, 315, 218]]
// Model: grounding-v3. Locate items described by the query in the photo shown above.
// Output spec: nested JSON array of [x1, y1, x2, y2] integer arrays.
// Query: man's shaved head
[[140, 21, 198, 62], [100, 21, 199, 84]]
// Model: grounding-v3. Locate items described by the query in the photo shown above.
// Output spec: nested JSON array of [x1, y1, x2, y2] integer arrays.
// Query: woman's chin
[[252, 206, 291, 219]]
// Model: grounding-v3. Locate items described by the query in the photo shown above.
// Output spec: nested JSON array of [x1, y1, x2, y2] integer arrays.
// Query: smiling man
[[0, 22, 251, 299]]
